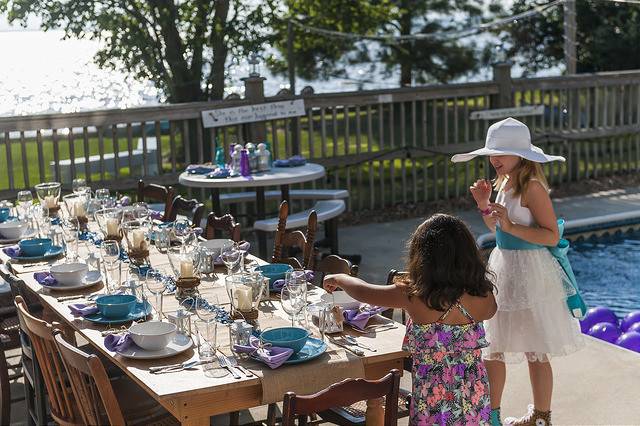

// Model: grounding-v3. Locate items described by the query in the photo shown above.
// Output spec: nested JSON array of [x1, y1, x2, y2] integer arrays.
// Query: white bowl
[[129, 321, 177, 351], [50, 263, 89, 286], [320, 291, 361, 310], [0, 221, 28, 240]]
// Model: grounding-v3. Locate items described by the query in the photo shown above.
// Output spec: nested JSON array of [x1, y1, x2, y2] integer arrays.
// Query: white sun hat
[[451, 117, 565, 163]]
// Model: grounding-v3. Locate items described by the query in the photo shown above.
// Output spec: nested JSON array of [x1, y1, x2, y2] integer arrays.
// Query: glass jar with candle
[[225, 273, 267, 318], [62, 193, 90, 222], [94, 207, 123, 240], [34, 182, 61, 215], [167, 246, 200, 299], [122, 220, 151, 266]]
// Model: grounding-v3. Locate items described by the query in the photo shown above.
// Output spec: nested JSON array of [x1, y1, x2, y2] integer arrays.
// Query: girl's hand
[[489, 203, 513, 232], [470, 179, 492, 208], [323, 274, 343, 293]]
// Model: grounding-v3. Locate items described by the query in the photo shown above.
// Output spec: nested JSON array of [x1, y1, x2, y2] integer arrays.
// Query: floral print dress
[[402, 301, 491, 425]]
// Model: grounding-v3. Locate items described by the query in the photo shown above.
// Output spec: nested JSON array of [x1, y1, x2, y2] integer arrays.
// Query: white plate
[[41, 270, 103, 291], [320, 291, 361, 310], [117, 333, 193, 360]]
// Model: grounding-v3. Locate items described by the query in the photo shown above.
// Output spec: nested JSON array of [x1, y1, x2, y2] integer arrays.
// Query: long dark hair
[[405, 214, 494, 311]]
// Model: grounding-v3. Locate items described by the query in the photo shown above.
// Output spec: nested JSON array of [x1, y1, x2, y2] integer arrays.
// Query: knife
[[328, 336, 365, 356]]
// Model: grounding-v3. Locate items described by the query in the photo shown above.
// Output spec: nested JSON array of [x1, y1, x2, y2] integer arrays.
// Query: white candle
[[106, 218, 119, 236], [132, 229, 145, 249], [236, 284, 253, 311], [180, 260, 194, 278], [74, 201, 86, 217], [44, 195, 57, 208]]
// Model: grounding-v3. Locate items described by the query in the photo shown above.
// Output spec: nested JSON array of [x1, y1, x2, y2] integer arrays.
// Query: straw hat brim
[[451, 144, 565, 163]]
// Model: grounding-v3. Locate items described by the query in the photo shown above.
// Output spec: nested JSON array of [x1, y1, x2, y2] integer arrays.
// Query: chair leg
[[327, 219, 339, 254], [266, 403, 277, 426], [32, 359, 48, 426], [229, 410, 240, 425]]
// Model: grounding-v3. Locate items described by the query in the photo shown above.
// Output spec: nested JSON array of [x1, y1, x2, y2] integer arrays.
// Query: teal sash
[[495, 219, 587, 319]]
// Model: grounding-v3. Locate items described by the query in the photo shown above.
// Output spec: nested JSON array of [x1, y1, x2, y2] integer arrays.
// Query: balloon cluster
[[580, 307, 640, 353]]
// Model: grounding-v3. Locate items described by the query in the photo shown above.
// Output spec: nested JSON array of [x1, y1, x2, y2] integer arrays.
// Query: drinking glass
[[281, 283, 306, 326], [32, 204, 50, 238], [72, 178, 87, 193], [145, 268, 168, 321], [285, 270, 308, 303], [100, 240, 120, 292], [16, 190, 33, 220], [133, 202, 149, 223], [95, 188, 110, 207], [173, 218, 191, 250], [221, 245, 241, 275], [61, 221, 79, 261], [193, 320, 227, 378]]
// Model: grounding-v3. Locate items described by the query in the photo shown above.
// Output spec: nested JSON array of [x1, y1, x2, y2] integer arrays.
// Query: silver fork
[[225, 355, 254, 377], [216, 353, 241, 379]]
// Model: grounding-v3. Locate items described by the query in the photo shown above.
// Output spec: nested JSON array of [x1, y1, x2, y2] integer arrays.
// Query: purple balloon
[[615, 331, 640, 353], [580, 307, 618, 333], [621, 311, 640, 332], [588, 322, 621, 343], [627, 322, 640, 334]]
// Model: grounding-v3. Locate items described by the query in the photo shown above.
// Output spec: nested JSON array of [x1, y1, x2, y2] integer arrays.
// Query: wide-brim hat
[[451, 117, 565, 163]]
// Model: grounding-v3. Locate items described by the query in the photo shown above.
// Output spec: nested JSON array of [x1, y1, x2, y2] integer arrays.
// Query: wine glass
[[100, 240, 120, 292], [221, 245, 241, 275], [61, 221, 79, 261], [173, 218, 191, 250], [16, 190, 33, 220], [281, 283, 306, 326], [145, 268, 168, 321], [95, 188, 110, 207], [31, 204, 50, 238], [72, 178, 87, 193]]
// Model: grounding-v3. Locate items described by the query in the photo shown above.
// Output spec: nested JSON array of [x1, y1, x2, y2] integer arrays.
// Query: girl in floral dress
[[324, 214, 497, 425]]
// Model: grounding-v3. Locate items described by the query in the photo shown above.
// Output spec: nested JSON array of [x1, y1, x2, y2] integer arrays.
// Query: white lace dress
[[483, 186, 585, 363]]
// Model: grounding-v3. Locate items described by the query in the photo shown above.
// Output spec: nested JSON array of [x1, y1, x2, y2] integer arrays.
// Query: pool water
[[569, 231, 640, 317]]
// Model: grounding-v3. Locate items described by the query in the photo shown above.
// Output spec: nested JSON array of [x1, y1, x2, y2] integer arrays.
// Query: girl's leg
[[485, 359, 506, 409], [527, 360, 553, 411]]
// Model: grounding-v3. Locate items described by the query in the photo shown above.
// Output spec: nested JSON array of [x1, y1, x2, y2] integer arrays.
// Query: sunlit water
[[569, 231, 640, 317]]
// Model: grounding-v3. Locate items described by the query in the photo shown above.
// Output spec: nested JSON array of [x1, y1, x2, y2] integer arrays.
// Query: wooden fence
[[1, 63, 639, 213]]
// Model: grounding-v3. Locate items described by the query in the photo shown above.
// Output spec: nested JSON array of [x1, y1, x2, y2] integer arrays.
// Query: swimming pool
[[569, 231, 640, 317]]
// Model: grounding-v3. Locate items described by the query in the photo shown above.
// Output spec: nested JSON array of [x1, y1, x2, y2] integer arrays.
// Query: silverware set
[[149, 359, 207, 374], [328, 336, 365, 356]]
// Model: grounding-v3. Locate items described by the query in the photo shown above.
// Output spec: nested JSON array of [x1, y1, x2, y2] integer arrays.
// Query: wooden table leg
[[255, 187, 268, 259], [365, 396, 384, 426]]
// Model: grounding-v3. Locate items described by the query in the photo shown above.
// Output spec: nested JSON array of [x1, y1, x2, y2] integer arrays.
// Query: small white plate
[[320, 291, 361, 310], [41, 270, 103, 291], [117, 333, 193, 360]]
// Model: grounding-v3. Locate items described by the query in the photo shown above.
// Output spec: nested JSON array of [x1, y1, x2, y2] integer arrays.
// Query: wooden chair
[[137, 180, 175, 220], [204, 212, 241, 242], [166, 196, 205, 227], [382, 269, 410, 324], [282, 369, 401, 426], [271, 201, 317, 269], [0, 284, 23, 426], [315, 255, 358, 280], [53, 331, 178, 426]]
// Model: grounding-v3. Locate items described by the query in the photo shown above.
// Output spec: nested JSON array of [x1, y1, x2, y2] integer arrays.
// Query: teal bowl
[[257, 264, 293, 286], [0, 208, 9, 223], [95, 295, 137, 319], [18, 238, 53, 257], [260, 327, 310, 354]]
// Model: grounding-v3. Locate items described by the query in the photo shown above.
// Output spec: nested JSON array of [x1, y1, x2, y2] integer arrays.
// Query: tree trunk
[[209, 0, 231, 101], [398, 3, 413, 87]]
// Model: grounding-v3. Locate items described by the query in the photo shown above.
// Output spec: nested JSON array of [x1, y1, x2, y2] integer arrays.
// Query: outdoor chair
[[204, 212, 241, 242], [53, 331, 178, 426], [0, 279, 24, 425], [313, 254, 358, 286], [166, 196, 205, 227], [270, 201, 317, 269], [282, 369, 401, 426], [137, 179, 175, 220]]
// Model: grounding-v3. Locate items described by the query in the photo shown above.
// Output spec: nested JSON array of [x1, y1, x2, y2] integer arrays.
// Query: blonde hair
[[493, 158, 550, 197]]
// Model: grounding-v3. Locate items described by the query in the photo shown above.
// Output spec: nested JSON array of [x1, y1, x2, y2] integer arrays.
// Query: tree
[[500, 0, 640, 75], [0, 0, 274, 102]]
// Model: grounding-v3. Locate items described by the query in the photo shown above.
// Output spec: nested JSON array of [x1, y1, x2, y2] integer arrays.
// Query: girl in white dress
[[451, 117, 584, 426]]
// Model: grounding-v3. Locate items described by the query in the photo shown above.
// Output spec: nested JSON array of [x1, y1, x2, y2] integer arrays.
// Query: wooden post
[[242, 75, 267, 142], [491, 62, 513, 109], [564, 0, 577, 75]]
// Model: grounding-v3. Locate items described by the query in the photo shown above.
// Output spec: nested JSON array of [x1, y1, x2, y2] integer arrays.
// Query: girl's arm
[[490, 180, 559, 246], [323, 274, 410, 309]]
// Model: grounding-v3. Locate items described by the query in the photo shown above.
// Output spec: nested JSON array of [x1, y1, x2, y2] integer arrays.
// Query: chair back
[[53, 331, 126, 426], [14, 296, 79, 426], [167, 196, 205, 227], [204, 213, 241, 242], [137, 180, 175, 219], [383, 269, 410, 324], [0, 264, 42, 317], [272, 201, 317, 269], [282, 369, 401, 426], [314, 255, 358, 284]]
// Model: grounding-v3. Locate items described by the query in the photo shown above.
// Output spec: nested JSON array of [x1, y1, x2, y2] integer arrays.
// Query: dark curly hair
[[405, 213, 495, 311]]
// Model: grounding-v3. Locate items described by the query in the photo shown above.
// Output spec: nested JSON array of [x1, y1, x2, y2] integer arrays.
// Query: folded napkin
[[119, 196, 131, 207], [34, 272, 57, 286], [68, 303, 99, 317], [206, 168, 230, 179], [215, 241, 251, 264], [272, 270, 315, 291], [187, 165, 216, 175], [104, 333, 133, 353], [149, 210, 164, 221], [343, 306, 386, 330], [233, 335, 293, 369], [2, 246, 21, 258], [273, 156, 307, 168]]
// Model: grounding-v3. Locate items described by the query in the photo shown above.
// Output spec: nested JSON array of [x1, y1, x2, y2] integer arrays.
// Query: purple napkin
[[119, 196, 131, 207], [233, 335, 293, 369], [3, 246, 21, 258], [272, 270, 314, 291], [104, 333, 133, 353], [150, 210, 164, 221], [68, 303, 99, 317], [216, 241, 251, 264], [34, 272, 57, 286], [343, 306, 386, 330]]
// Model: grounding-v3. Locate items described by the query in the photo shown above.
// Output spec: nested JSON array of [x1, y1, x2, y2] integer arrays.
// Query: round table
[[179, 163, 326, 257]]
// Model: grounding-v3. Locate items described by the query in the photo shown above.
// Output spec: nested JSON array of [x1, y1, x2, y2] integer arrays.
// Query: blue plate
[[10, 245, 64, 262], [251, 336, 327, 366], [84, 301, 152, 325]]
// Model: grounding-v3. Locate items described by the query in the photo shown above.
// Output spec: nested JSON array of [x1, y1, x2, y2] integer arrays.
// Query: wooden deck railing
[[1, 64, 639, 213]]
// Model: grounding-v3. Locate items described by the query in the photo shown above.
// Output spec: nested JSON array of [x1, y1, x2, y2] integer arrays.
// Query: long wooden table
[[2, 236, 407, 425]]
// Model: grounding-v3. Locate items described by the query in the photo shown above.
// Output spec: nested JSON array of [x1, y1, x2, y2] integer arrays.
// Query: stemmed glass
[[16, 190, 33, 220], [95, 188, 110, 207], [72, 178, 87, 193], [146, 268, 168, 321], [173, 218, 191, 251], [281, 283, 306, 326], [31, 204, 50, 238], [221, 245, 241, 275], [100, 240, 120, 292]]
